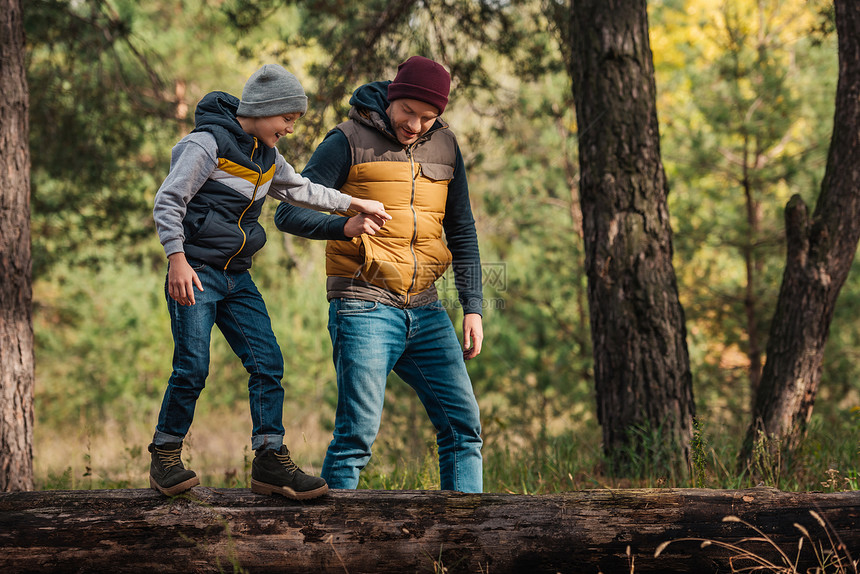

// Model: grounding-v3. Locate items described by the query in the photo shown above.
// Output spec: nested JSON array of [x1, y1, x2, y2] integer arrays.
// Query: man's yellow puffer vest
[[326, 119, 457, 302]]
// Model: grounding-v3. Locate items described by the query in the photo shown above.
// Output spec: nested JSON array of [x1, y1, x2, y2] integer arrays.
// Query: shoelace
[[274, 450, 300, 473], [155, 447, 183, 470]]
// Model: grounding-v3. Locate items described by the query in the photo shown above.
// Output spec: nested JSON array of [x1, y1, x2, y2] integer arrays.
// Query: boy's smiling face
[[240, 113, 301, 148]]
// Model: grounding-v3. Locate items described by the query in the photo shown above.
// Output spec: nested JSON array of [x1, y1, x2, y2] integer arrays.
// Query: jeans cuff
[[252, 434, 284, 451], [153, 430, 185, 446]]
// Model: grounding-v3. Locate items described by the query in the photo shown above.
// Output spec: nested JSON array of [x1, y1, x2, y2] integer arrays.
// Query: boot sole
[[251, 479, 329, 500], [150, 475, 200, 496]]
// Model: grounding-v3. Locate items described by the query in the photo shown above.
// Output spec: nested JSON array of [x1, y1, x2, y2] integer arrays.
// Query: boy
[[149, 64, 389, 499]]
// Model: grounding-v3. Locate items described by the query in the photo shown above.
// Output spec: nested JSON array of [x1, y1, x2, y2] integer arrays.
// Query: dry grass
[[655, 513, 859, 574], [33, 405, 332, 490]]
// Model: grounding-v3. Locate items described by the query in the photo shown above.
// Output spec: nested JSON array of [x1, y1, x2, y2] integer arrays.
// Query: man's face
[[244, 112, 301, 148], [386, 98, 440, 145]]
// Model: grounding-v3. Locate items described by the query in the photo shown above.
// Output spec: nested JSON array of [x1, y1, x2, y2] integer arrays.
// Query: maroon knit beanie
[[387, 56, 451, 114]]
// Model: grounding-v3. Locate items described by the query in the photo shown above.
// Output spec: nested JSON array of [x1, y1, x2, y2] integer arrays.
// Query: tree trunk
[[740, 0, 860, 469], [0, 0, 34, 492], [1, 487, 857, 574], [568, 0, 694, 477]]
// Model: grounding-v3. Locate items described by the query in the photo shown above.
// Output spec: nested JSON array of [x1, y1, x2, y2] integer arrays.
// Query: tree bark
[[740, 0, 860, 468], [0, 488, 858, 573], [0, 0, 34, 492], [568, 0, 694, 477]]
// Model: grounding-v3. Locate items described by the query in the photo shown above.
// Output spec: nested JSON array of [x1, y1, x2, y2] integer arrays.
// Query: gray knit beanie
[[236, 64, 308, 117]]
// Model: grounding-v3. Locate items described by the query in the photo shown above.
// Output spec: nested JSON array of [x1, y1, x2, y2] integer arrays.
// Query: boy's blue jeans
[[153, 261, 285, 452], [321, 298, 483, 492]]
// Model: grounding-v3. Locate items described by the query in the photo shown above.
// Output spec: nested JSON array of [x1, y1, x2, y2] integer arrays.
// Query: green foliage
[[450, 61, 594, 454], [820, 260, 860, 403], [653, 0, 840, 415], [605, 419, 690, 486], [359, 442, 442, 491], [33, 260, 172, 425], [751, 429, 783, 488], [34, 407, 859, 492], [25, 0, 178, 277], [32, 220, 338, 429], [25, 0, 860, 493], [690, 418, 708, 488]]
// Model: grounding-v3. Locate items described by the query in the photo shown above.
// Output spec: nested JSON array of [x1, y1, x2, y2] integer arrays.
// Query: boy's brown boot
[[148, 442, 200, 496], [251, 445, 329, 500]]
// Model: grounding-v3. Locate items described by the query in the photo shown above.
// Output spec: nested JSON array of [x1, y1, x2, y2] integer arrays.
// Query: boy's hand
[[350, 198, 392, 222], [167, 252, 204, 306], [463, 313, 483, 360], [343, 213, 389, 237]]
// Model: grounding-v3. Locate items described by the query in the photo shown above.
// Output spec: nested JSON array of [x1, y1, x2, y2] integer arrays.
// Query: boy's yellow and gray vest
[[185, 92, 279, 272], [325, 117, 458, 304]]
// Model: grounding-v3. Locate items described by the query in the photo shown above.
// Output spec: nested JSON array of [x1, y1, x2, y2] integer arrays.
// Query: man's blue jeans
[[322, 298, 483, 492], [153, 261, 286, 451]]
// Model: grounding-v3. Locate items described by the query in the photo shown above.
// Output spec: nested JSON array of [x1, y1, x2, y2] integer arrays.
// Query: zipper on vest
[[224, 138, 263, 271], [405, 145, 419, 304]]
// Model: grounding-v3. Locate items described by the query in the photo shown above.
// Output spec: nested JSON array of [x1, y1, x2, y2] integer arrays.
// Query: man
[[275, 56, 483, 492]]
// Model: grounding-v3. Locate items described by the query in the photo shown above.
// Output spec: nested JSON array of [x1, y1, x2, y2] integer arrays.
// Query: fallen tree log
[[1, 486, 858, 573]]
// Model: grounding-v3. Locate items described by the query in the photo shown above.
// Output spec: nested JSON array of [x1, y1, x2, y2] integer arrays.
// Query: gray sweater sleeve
[[153, 134, 352, 258], [267, 152, 353, 212], [152, 132, 218, 257]]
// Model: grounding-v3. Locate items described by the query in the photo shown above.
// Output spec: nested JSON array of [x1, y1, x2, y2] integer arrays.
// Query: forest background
[[24, 0, 859, 493]]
